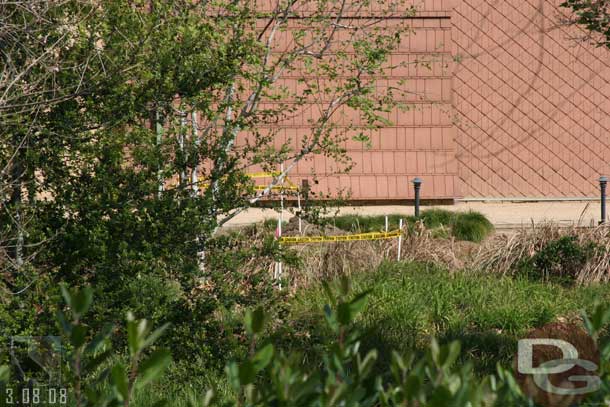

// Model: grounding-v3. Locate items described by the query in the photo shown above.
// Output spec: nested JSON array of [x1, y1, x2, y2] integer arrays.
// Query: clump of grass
[[330, 210, 494, 243], [330, 214, 406, 232], [419, 209, 454, 228], [451, 211, 494, 243], [263, 218, 287, 230]]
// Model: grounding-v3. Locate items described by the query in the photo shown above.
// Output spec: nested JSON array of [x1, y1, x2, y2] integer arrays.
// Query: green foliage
[[561, 0, 610, 48], [190, 277, 533, 406], [1, 0, 412, 373], [331, 210, 493, 242], [284, 261, 610, 374], [330, 214, 406, 232], [451, 211, 495, 243], [518, 236, 601, 284], [418, 208, 455, 228], [1, 286, 171, 406]]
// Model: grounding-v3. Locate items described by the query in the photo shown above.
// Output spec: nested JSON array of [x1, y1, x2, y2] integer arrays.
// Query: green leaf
[[442, 341, 461, 369], [0, 365, 9, 382], [358, 349, 377, 377], [348, 290, 370, 318], [429, 386, 453, 407], [225, 362, 241, 392], [72, 286, 93, 317], [70, 324, 88, 348], [238, 360, 256, 385], [85, 323, 114, 354], [142, 323, 170, 349], [202, 389, 215, 406], [252, 344, 274, 372], [84, 348, 114, 374], [337, 302, 352, 325], [404, 374, 422, 401], [136, 349, 171, 389], [244, 307, 265, 335], [339, 276, 350, 296], [56, 310, 71, 334], [127, 314, 140, 356], [430, 338, 440, 366], [111, 364, 129, 401], [60, 285, 73, 309]]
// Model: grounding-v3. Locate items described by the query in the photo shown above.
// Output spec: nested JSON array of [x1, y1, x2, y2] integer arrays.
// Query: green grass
[[451, 211, 494, 243], [330, 214, 408, 232], [263, 218, 287, 230], [419, 208, 454, 228], [129, 261, 610, 404], [285, 261, 610, 373], [130, 368, 232, 407], [330, 209, 494, 242]]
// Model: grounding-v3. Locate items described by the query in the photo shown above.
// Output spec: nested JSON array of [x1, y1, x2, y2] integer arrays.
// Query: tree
[[0, 0, 415, 365], [561, 0, 610, 48], [0, 0, 90, 269]]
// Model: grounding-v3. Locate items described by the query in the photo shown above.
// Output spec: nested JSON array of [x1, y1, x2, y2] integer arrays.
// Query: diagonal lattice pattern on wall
[[453, 0, 610, 198]]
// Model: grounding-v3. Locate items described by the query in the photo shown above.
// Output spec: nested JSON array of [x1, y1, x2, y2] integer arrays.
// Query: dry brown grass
[[473, 223, 610, 285], [231, 218, 610, 288], [284, 220, 479, 289]]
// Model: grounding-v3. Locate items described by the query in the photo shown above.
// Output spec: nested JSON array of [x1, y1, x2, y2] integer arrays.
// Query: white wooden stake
[[179, 113, 187, 186], [297, 192, 302, 234], [385, 215, 389, 232], [191, 111, 199, 195], [155, 110, 164, 198], [397, 218, 403, 261], [275, 164, 285, 289]]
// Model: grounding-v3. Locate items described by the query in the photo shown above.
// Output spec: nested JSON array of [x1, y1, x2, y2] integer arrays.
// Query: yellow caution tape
[[167, 172, 298, 192], [279, 230, 402, 245], [246, 172, 280, 178], [253, 185, 299, 191]]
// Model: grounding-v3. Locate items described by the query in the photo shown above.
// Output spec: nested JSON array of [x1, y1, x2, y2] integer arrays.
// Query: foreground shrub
[[190, 277, 610, 406], [186, 280, 610, 406], [0, 286, 171, 406]]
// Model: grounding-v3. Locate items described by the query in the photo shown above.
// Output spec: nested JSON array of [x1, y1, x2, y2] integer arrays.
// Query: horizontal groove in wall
[[281, 16, 451, 20], [457, 197, 600, 202]]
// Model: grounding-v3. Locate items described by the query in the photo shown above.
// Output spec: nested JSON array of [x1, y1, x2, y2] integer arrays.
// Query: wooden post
[[297, 192, 302, 234], [397, 218, 403, 261]]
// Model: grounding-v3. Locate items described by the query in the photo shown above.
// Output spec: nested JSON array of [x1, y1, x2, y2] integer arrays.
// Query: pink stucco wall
[[453, 0, 610, 198], [252, 0, 610, 200]]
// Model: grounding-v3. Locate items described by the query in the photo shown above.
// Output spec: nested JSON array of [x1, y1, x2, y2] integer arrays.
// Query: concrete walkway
[[223, 201, 604, 229]]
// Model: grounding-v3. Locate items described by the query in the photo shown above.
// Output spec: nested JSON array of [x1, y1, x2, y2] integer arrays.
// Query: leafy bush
[[475, 223, 610, 284], [0, 286, 171, 406], [451, 211, 494, 242], [518, 236, 600, 284]]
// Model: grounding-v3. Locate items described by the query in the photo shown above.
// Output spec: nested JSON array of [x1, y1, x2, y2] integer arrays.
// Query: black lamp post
[[412, 177, 422, 217]]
